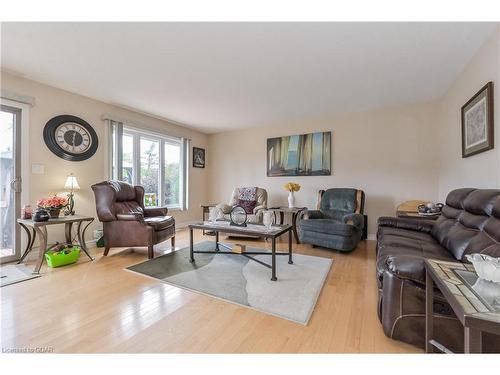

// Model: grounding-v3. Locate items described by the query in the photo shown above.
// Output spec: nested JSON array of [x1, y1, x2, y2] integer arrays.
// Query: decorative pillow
[[237, 199, 257, 214]]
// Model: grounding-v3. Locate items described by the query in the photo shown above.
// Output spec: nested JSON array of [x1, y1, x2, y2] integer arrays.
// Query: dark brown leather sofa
[[91, 180, 175, 259], [376, 188, 500, 352]]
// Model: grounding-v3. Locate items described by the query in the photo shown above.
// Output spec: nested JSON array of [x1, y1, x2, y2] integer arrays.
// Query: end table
[[17, 215, 95, 274], [425, 259, 500, 353]]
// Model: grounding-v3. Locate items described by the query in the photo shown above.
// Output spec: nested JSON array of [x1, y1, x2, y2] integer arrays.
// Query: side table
[[267, 207, 307, 243], [200, 204, 217, 235], [17, 215, 95, 274], [425, 259, 500, 353]]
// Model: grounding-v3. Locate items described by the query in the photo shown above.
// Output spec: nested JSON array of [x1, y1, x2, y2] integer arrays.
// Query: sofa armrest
[[378, 216, 434, 233], [144, 206, 168, 217], [299, 210, 325, 220], [342, 213, 364, 228], [253, 205, 266, 214], [385, 255, 426, 286], [116, 212, 144, 222], [216, 203, 233, 214]]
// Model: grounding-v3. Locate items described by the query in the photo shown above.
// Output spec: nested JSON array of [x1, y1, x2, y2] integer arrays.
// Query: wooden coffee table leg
[[271, 237, 277, 281], [189, 227, 195, 263]]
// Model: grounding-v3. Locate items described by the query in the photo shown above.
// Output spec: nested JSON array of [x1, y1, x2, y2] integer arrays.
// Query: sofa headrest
[[108, 181, 137, 201], [445, 188, 476, 209], [463, 189, 500, 216]]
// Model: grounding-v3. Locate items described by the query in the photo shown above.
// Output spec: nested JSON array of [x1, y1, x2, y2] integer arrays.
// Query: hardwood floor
[[0, 229, 420, 353]]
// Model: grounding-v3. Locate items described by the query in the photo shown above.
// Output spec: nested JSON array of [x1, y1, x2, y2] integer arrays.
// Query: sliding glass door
[[0, 105, 22, 263]]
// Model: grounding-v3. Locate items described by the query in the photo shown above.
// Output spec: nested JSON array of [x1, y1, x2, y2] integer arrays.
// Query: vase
[[48, 208, 61, 219], [288, 191, 295, 208]]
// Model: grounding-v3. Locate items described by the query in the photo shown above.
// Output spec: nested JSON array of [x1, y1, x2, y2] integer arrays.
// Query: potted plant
[[284, 182, 301, 208], [36, 195, 68, 219]]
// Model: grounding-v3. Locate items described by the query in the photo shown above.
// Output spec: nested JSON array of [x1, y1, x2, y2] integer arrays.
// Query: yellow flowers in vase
[[284, 182, 301, 208], [284, 182, 301, 192]]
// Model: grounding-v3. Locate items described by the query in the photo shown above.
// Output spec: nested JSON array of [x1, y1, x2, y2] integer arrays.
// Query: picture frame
[[461, 81, 494, 158], [192, 147, 205, 168], [266, 131, 331, 176]]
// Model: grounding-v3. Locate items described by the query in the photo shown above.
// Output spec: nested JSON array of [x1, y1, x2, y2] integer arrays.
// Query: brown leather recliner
[[376, 188, 500, 352], [91, 180, 175, 259]]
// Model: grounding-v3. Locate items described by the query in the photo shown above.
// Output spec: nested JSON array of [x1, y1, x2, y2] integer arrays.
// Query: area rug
[[0, 264, 40, 287], [126, 241, 332, 324]]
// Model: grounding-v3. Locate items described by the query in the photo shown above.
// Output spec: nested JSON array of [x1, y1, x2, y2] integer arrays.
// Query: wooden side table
[[17, 215, 95, 274], [425, 259, 500, 353], [397, 200, 440, 221], [200, 204, 217, 235]]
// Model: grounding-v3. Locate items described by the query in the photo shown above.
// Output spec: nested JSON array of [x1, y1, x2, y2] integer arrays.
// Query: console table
[[17, 215, 95, 274], [425, 259, 500, 353]]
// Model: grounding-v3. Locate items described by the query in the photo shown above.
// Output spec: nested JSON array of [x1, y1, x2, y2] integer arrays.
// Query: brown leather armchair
[[91, 180, 175, 259]]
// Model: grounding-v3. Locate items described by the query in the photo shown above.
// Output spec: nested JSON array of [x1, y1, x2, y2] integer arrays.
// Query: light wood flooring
[[0, 229, 420, 353]]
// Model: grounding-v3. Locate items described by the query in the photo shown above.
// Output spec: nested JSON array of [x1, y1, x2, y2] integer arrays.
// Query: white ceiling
[[1, 22, 497, 133]]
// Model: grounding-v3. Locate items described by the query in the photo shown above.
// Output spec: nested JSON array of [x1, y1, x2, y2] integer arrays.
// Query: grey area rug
[[126, 241, 332, 324], [1, 264, 40, 287]]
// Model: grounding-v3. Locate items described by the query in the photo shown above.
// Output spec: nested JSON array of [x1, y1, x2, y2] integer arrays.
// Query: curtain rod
[[1, 89, 36, 106]]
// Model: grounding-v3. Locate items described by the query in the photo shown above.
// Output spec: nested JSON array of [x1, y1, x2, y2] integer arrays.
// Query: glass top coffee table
[[188, 221, 293, 281]]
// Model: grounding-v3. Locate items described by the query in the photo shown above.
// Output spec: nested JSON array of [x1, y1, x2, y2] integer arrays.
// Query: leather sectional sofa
[[376, 188, 500, 352]]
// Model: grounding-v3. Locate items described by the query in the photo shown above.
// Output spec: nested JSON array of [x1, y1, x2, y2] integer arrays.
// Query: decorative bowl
[[466, 254, 500, 283]]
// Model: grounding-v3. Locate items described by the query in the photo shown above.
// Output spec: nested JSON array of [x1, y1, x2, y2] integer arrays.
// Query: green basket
[[45, 246, 81, 268]]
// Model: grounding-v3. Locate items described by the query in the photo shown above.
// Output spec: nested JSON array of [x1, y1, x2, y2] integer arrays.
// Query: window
[[109, 120, 188, 210]]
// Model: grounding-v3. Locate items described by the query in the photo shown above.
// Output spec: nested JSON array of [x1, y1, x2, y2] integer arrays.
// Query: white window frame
[[109, 121, 187, 211]]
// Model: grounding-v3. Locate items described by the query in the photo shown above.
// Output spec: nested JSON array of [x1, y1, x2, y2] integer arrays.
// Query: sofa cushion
[[144, 216, 175, 231], [376, 226, 454, 287], [299, 218, 357, 236]]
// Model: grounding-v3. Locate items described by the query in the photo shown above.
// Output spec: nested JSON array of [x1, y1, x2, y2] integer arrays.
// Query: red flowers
[[37, 195, 68, 209]]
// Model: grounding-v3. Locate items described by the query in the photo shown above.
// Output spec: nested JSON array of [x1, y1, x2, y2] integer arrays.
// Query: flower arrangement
[[37, 195, 68, 209], [284, 182, 301, 192]]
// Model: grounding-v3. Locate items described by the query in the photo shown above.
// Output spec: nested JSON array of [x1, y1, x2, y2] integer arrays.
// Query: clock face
[[44, 115, 98, 161], [55, 122, 92, 154]]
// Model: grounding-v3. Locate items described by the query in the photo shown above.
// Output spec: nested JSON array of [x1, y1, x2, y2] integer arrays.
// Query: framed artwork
[[461, 81, 494, 158], [193, 147, 205, 168], [267, 131, 331, 177]]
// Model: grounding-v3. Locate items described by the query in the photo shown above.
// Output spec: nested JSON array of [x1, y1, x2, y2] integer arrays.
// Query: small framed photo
[[461, 81, 494, 158], [192, 147, 205, 168]]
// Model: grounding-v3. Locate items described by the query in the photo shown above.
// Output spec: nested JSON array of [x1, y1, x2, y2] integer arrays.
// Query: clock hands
[[71, 131, 76, 151]]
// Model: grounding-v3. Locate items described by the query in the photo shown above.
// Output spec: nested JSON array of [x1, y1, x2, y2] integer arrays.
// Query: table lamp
[[64, 173, 80, 215]]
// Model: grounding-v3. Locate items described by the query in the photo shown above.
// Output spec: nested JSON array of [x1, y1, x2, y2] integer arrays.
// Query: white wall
[[207, 102, 440, 238], [1, 72, 209, 245], [436, 26, 500, 200]]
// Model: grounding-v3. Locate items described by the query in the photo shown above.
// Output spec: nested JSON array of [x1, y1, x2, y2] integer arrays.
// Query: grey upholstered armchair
[[215, 187, 268, 224], [298, 188, 365, 252]]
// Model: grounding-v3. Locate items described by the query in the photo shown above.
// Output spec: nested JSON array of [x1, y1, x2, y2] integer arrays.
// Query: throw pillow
[[237, 199, 257, 214]]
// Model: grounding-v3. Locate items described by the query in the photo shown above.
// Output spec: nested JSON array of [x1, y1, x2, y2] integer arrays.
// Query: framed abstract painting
[[267, 131, 331, 177], [461, 81, 494, 158]]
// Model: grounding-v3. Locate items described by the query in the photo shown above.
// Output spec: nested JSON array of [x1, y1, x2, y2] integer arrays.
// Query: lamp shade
[[64, 175, 80, 190]]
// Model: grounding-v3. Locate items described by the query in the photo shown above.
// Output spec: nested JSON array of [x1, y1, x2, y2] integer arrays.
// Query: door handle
[[10, 177, 22, 193]]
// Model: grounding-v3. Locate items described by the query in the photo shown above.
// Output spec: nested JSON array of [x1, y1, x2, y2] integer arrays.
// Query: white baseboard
[[367, 234, 376, 241]]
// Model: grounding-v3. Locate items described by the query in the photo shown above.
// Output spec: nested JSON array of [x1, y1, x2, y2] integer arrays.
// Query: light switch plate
[[31, 163, 45, 174]]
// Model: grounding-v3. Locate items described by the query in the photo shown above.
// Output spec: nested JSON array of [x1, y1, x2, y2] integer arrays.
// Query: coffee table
[[188, 221, 293, 281]]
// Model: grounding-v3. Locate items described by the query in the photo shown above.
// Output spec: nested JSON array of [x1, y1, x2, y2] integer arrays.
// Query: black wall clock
[[43, 115, 98, 161]]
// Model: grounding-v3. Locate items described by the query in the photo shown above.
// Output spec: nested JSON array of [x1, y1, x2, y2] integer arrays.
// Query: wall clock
[[43, 115, 98, 161]]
